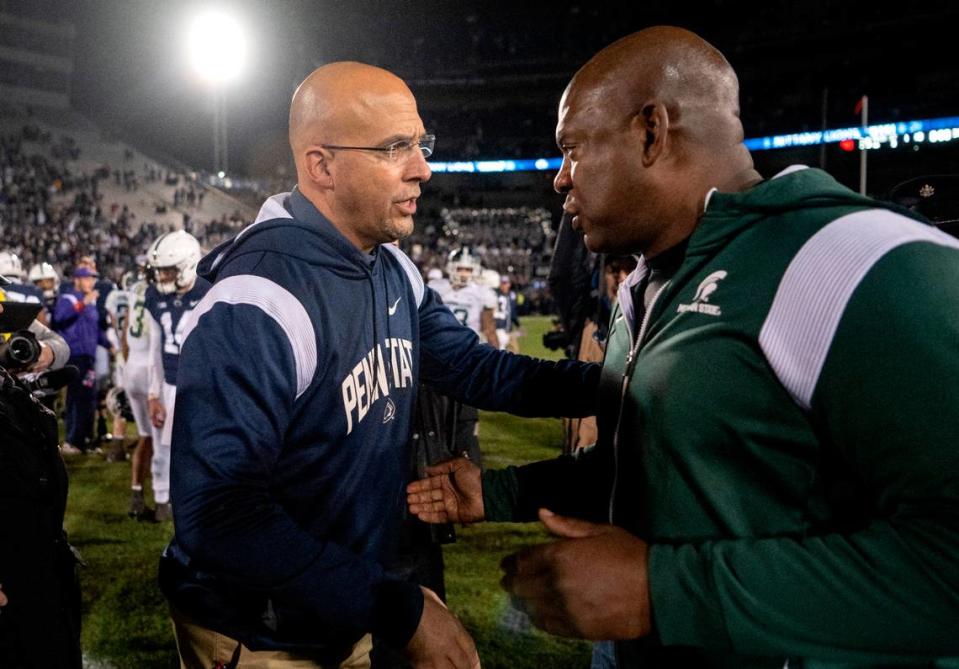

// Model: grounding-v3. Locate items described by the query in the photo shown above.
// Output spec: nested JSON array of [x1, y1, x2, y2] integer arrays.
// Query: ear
[[302, 146, 334, 190], [631, 101, 669, 168]]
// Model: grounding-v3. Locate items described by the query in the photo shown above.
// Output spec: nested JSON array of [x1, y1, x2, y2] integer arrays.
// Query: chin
[[389, 217, 415, 241], [585, 230, 635, 256], [583, 232, 609, 254]]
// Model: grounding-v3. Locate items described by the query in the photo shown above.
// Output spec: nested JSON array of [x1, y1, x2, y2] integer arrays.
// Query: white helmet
[[28, 262, 60, 297], [120, 270, 136, 291], [446, 248, 481, 288], [0, 251, 24, 280], [148, 230, 202, 294], [105, 386, 133, 420]]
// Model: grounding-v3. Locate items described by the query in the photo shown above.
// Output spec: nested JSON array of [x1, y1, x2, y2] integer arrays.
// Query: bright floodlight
[[188, 10, 246, 84]]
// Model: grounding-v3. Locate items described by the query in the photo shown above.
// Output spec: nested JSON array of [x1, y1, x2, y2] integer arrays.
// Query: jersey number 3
[[452, 307, 469, 327], [129, 300, 146, 338]]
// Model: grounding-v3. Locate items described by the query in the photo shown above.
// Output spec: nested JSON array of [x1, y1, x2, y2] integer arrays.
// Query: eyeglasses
[[320, 134, 435, 161]]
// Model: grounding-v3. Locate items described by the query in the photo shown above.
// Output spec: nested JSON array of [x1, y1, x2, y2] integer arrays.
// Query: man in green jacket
[[407, 26, 959, 668]]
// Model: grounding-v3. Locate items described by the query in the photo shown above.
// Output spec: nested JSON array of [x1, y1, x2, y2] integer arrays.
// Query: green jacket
[[485, 167, 959, 668]]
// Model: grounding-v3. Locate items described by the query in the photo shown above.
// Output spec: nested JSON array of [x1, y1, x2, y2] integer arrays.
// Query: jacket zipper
[[608, 280, 671, 522]]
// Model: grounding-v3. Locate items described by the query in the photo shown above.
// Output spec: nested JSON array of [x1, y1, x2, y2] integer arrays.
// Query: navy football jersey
[[145, 279, 210, 385], [494, 291, 517, 331]]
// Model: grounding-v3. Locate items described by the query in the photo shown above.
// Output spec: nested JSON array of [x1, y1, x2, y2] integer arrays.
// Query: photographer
[[0, 301, 83, 669], [2, 277, 71, 421], [0, 286, 69, 376]]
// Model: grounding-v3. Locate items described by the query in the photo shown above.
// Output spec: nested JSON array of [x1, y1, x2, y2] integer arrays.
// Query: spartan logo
[[677, 270, 727, 316]]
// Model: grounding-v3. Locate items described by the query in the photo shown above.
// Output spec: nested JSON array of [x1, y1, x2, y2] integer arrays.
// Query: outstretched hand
[[406, 456, 484, 524], [500, 509, 652, 640]]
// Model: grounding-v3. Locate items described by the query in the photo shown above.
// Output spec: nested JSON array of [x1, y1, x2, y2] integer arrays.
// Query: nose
[[553, 156, 571, 194], [406, 148, 432, 183]]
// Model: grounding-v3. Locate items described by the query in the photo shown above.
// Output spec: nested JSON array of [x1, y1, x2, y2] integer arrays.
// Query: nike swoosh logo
[[388, 297, 401, 316]]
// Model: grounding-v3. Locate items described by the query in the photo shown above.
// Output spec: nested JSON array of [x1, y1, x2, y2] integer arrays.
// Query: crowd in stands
[[404, 206, 556, 312], [188, 210, 247, 249], [4, 118, 563, 321], [1, 126, 151, 283], [1, 124, 251, 284]]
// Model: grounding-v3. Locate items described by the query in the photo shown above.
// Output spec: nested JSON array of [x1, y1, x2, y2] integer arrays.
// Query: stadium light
[[186, 9, 247, 175], [187, 10, 246, 85]]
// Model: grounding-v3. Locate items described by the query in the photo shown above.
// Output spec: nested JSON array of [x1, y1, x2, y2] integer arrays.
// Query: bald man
[[408, 27, 959, 667], [159, 62, 599, 668]]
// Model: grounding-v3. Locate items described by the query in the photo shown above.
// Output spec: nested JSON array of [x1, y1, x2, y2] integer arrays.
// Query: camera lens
[[9, 337, 34, 362], [6, 334, 41, 366]]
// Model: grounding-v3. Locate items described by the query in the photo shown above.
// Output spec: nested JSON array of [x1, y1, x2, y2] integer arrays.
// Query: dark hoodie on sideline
[[159, 188, 599, 661]]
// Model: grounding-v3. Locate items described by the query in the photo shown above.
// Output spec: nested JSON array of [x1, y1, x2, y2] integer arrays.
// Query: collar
[[289, 188, 377, 268]]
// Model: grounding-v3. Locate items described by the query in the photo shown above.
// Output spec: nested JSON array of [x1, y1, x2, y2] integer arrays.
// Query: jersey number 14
[[160, 311, 187, 355]]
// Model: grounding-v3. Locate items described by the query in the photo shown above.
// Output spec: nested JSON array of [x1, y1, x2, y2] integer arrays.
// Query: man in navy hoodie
[[160, 62, 598, 669]]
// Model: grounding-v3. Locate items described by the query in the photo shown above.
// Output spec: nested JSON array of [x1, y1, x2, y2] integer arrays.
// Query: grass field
[[65, 314, 593, 669]]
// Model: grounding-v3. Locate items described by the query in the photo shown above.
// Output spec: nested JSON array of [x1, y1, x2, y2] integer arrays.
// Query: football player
[[0, 252, 43, 306], [145, 231, 209, 521], [102, 280, 132, 462], [494, 274, 521, 353], [434, 248, 497, 345], [118, 266, 159, 519], [27, 262, 60, 324]]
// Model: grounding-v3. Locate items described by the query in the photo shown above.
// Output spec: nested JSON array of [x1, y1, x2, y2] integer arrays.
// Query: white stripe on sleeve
[[759, 208, 959, 410], [182, 275, 317, 399]]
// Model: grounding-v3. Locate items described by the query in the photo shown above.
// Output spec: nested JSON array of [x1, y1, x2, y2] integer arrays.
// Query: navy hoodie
[[164, 189, 598, 657]]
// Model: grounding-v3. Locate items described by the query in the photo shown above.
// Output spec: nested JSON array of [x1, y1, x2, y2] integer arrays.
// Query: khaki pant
[[170, 606, 372, 669]]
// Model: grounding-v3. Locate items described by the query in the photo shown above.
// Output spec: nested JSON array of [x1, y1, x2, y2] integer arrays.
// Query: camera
[[0, 330, 41, 371], [542, 329, 569, 352]]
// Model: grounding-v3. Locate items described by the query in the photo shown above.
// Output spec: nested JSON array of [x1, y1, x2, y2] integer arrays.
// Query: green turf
[[65, 314, 591, 668]]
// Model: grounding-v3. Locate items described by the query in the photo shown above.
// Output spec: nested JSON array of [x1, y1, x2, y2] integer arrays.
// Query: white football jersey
[[435, 281, 496, 336], [105, 287, 131, 324], [124, 281, 151, 359], [427, 276, 450, 293]]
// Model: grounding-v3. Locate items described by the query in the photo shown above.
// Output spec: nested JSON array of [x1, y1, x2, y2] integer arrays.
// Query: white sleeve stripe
[[382, 244, 425, 307], [210, 192, 293, 271], [759, 208, 959, 410], [182, 275, 317, 399], [63, 293, 78, 305], [253, 192, 294, 225]]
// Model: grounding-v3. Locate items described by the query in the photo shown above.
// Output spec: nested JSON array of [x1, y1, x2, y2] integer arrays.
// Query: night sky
[[17, 0, 956, 179]]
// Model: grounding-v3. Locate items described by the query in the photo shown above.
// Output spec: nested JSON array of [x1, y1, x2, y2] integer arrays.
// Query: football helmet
[[148, 231, 201, 294], [446, 248, 481, 288], [120, 270, 138, 291], [28, 262, 60, 297], [106, 386, 134, 421], [0, 251, 25, 280]]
